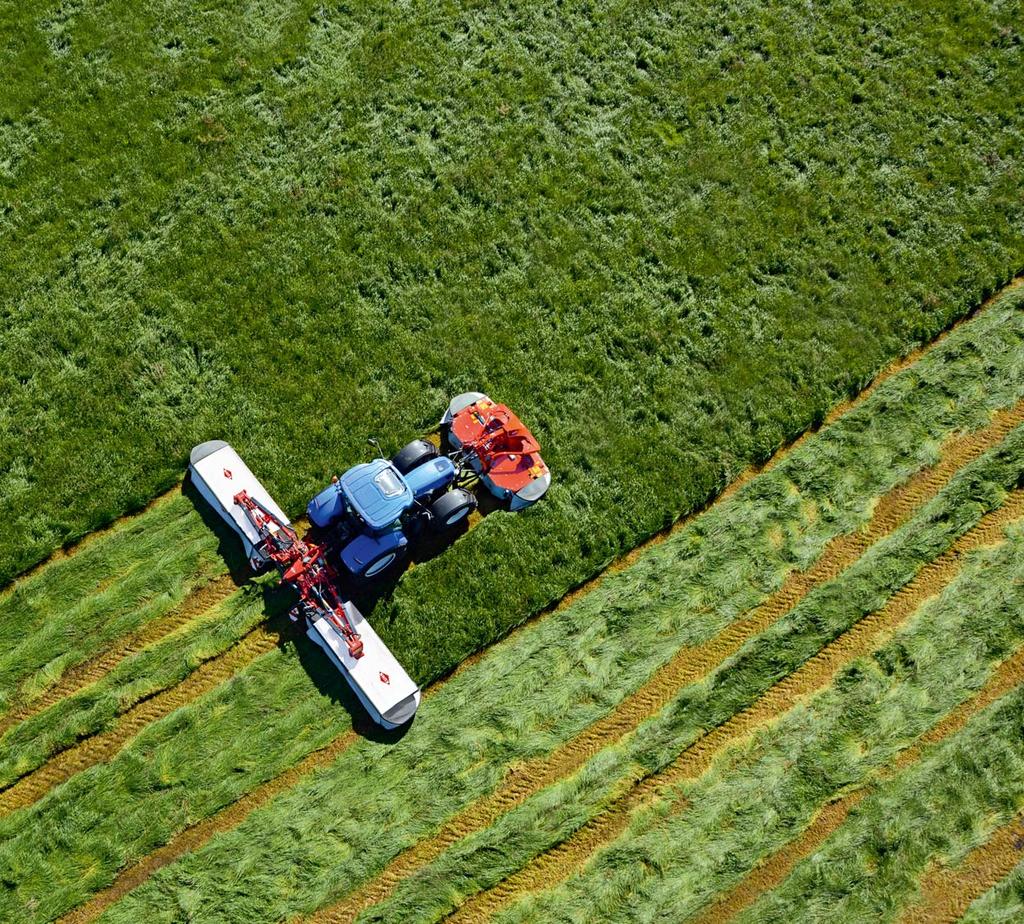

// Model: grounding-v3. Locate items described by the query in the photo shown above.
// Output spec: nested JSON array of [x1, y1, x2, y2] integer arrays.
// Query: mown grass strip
[[734, 696, 1024, 922], [318, 406, 1024, 924], [692, 643, 1024, 924], [899, 811, 1024, 924], [0, 621, 287, 817], [0, 493, 222, 718], [0, 571, 239, 740], [440, 498, 1024, 924], [86, 382, 1024, 924]]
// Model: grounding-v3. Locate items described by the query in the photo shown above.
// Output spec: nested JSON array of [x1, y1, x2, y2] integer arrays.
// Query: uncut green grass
[[491, 526, 1024, 924], [3, 0, 1023, 687], [961, 857, 1024, 924], [0, 283, 1021, 788], [342, 429, 1024, 924], [0, 302, 1018, 919], [92, 425, 1024, 921], [0, 494, 222, 715]]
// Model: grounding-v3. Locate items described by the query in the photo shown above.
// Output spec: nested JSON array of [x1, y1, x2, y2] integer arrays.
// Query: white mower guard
[[307, 601, 420, 728], [189, 440, 291, 568]]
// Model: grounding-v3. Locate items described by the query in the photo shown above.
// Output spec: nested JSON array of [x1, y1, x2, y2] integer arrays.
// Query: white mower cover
[[307, 602, 421, 728], [189, 440, 291, 567]]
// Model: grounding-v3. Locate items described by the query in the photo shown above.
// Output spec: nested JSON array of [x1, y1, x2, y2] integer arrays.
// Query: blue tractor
[[305, 438, 476, 579]]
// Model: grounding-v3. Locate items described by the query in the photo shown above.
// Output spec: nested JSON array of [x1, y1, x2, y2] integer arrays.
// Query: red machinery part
[[232, 490, 364, 658], [450, 400, 549, 496]]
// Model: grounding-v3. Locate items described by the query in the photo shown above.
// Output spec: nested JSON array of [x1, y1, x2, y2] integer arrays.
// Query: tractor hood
[[340, 459, 413, 530]]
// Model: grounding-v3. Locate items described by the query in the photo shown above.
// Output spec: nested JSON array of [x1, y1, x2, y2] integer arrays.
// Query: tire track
[[308, 414, 1024, 924], [899, 809, 1024, 924], [690, 643, 1024, 924], [0, 571, 240, 740], [441, 495, 1024, 924], [0, 621, 287, 818]]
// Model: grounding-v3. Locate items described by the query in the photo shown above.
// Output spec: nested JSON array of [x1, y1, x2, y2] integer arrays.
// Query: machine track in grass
[[898, 810, 1024, 924], [0, 571, 239, 740], [439, 496, 1024, 924], [306, 418, 1024, 924], [0, 621, 286, 818], [690, 642, 1024, 924]]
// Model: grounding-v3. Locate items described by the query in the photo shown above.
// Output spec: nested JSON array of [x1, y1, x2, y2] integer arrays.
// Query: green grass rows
[[496, 529, 1024, 924], [348, 425, 1024, 923], [2, 288, 1024, 920]]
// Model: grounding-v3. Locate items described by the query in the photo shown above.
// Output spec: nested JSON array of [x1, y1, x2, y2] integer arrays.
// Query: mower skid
[[306, 601, 420, 728], [188, 440, 291, 567]]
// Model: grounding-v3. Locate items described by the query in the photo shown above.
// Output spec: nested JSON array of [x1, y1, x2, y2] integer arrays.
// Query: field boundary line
[[690, 643, 1024, 924], [441, 495, 1024, 924], [308, 409, 1024, 924], [899, 814, 1024, 923], [0, 484, 183, 601], [0, 621, 287, 818], [53, 278, 1024, 923]]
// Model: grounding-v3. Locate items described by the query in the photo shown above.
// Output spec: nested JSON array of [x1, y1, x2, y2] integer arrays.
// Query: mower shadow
[[182, 474, 255, 586], [257, 579, 415, 744]]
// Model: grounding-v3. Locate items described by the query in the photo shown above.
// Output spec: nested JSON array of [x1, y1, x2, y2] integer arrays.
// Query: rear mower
[[188, 394, 548, 730], [189, 440, 420, 729]]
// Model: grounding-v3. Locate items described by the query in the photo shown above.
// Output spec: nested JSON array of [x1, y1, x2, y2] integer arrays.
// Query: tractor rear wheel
[[429, 488, 476, 532], [392, 438, 439, 475]]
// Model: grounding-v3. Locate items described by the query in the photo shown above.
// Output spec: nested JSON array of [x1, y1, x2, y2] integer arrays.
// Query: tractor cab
[[339, 460, 413, 533]]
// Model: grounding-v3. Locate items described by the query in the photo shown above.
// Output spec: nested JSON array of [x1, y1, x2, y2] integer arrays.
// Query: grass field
[[4, 0, 1024, 920], [0, 283, 1020, 921]]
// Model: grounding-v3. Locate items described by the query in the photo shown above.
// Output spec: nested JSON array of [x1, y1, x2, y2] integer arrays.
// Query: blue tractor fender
[[340, 528, 408, 578], [307, 481, 346, 529], [402, 455, 457, 500]]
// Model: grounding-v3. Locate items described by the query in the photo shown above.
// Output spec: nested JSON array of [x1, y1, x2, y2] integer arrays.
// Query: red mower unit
[[442, 393, 550, 510]]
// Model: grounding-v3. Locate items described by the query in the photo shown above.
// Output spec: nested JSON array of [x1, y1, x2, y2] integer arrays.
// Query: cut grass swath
[[0, 619, 287, 817], [439, 498, 1024, 924], [692, 642, 1024, 924], [899, 811, 1024, 924], [316, 411, 1024, 924]]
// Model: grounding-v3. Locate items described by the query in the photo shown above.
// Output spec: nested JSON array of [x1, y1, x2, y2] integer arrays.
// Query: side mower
[[188, 394, 548, 729]]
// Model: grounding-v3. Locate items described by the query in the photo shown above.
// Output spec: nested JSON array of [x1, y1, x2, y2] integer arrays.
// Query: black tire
[[428, 488, 476, 532], [391, 438, 439, 475]]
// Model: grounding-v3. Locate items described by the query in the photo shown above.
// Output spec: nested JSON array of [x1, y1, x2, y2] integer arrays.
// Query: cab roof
[[339, 459, 413, 530]]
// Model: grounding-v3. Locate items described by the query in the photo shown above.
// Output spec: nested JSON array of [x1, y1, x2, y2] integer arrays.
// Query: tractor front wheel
[[429, 488, 476, 532]]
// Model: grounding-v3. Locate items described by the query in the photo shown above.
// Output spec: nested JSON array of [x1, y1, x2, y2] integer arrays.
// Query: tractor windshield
[[373, 467, 406, 498]]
